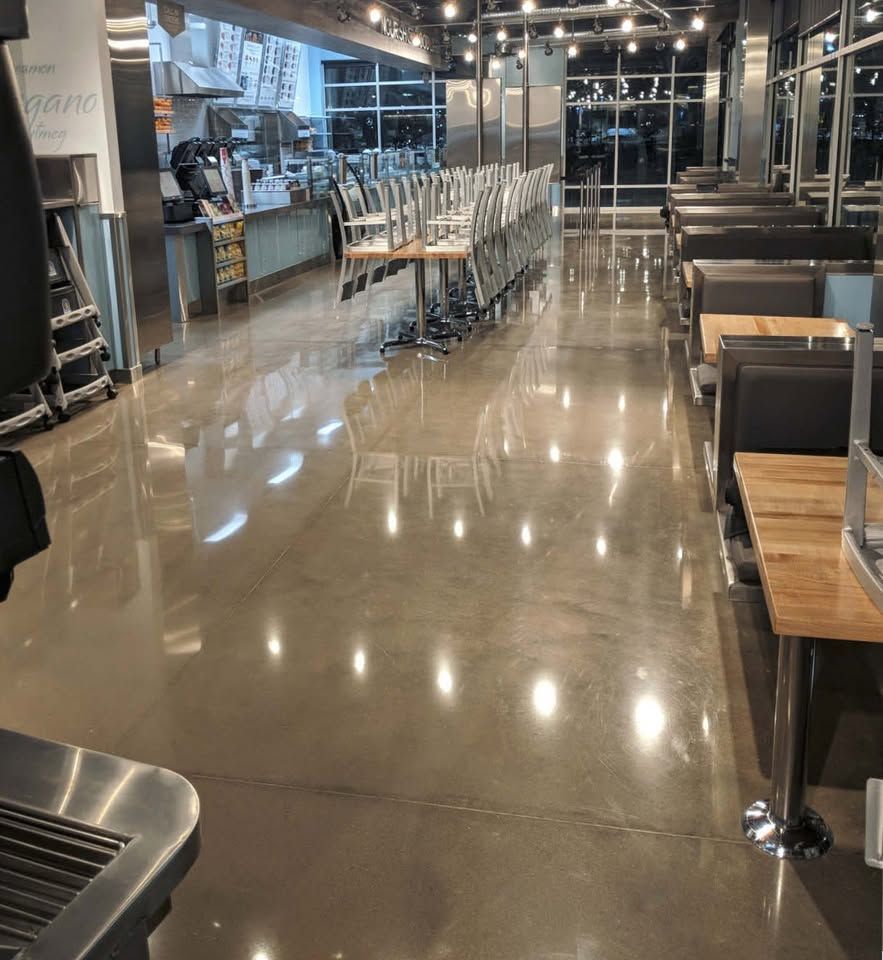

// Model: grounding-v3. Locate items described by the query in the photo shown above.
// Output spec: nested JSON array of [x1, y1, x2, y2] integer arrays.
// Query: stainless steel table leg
[[380, 258, 449, 356], [742, 635, 833, 859], [440, 260, 449, 319]]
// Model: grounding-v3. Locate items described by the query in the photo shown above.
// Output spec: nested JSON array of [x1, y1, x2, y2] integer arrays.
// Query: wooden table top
[[345, 238, 468, 261], [683, 262, 693, 288], [735, 453, 883, 643], [700, 313, 852, 364]]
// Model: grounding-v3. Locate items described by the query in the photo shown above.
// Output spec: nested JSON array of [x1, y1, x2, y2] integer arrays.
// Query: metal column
[[522, 14, 529, 173], [738, 0, 772, 182], [476, 1, 483, 167], [702, 35, 722, 166], [742, 635, 833, 859]]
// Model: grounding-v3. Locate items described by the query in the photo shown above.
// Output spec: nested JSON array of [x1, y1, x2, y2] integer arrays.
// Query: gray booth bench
[[676, 224, 875, 308], [707, 337, 883, 599], [672, 203, 821, 239]]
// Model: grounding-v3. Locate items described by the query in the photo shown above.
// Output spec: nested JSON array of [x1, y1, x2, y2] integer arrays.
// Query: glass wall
[[766, 2, 883, 226], [565, 41, 707, 209], [323, 61, 447, 153]]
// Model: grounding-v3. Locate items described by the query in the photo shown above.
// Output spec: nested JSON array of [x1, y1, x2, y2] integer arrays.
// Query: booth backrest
[[675, 205, 824, 233], [680, 225, 875, 264], [672, 193, 792, 213], [712, 343, 883, 508], [689, 263, 826, 364]]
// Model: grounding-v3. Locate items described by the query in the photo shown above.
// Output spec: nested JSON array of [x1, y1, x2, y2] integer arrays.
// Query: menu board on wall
[[258, 34, 282, 108], [237, 29, 264, 106], [277, 40, 301, 111], [215, 22, 243, 82]]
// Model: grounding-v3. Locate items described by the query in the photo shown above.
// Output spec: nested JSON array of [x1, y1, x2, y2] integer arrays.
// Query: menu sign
[[238, 30, 264, 106], [215, 22, 243, 83], [157, 0, 185, 37], [276, 40, 301, 111], [258, 34, 282, 108]]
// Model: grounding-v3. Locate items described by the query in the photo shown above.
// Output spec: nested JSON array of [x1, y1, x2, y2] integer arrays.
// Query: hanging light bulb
[[675, 34, 686, 51], [411, 31, 422, 46], [606, 0, 618, 6], [544, 40, 553, 55], [553, 21, 565, 38], [655, 37, 665, 50], [464, 48, 474, 62], [443, 1, 457, 18], [496, 26, 507, 41], [517, 47, 526, 58], [567, 42, 578, 57], [602, 38, 612, 54], [467, 29, 478, 42], [627, 38, 638, 52], [691, 11, 705, 30], [621, 16, 634, 31], [867, 8, 880, 22], [490, 55, 500, 70], [368, 4, 382, 23], [593, 17, 604, 34], [521, 0, 536, 11]]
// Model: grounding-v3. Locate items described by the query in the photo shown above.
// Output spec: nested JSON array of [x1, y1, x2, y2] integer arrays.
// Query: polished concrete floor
[[2, 227, 882, 957]]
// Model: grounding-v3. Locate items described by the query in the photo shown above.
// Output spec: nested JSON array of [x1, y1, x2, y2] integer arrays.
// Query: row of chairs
[[329, 162, 554, 353]]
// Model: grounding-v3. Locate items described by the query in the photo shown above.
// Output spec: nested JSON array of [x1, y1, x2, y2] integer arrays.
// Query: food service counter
[[164, 196, 332, 322]]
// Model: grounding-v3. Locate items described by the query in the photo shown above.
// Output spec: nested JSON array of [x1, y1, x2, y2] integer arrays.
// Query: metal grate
[[0, 803, 126, 956]]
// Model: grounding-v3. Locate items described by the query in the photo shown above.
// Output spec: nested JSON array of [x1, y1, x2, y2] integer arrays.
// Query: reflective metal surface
[[445, 79, 477, 169], [528, 85, 562, 179], [702, 36, 722, 166], [2, 231, 880, 958], [105, 0, 173, 357], [738, 0, 773, 182], [482, 77, 503, 165], [505, 86, 523, 168]]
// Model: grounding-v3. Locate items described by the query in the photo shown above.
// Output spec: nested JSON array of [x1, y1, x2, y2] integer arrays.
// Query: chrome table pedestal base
[[743, 634, 833, 859], [742, 800, 833, 860]]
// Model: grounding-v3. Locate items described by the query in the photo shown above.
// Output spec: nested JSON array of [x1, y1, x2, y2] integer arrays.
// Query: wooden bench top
[[734, 453, 883, 643], [345, 238, 468, 261], [700, 313, 852, 364]]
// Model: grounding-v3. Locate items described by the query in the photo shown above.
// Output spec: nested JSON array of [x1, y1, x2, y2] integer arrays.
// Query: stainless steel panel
[[528, 85, 561, 178], [505, 86, 523, 168], [446, 78, 477, 169], [869, 181, 883, 334], [106, 0, 173, 355], [703, 40, 722, 166], [482, 77, 502, 165], [738, 0, 772, 182]]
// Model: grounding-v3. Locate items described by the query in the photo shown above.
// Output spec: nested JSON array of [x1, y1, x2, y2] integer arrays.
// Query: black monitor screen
[[203, 168, 226, 194]]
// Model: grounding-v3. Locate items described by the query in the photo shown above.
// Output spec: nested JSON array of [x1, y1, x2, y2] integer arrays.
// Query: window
[[323, 60, 447, 152], [617, 105, 670, 183], [775, 30, 799, 74], [566, 104, 616, 183], [671, 101, 704, 173], [771, 77, 797, 168], [620, 45, 672, 75]]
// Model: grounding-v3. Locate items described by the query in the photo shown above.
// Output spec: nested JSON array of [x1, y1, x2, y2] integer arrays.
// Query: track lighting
[[602, 38, 611, 53], [627, 39, 637, 52], [517, 47, 526, 58], [593, 17, 604, 34], [442, 26, 451, 42], [411, 31, 422, 46], [486, 0, 497, 10], [410, 1, 422, 18], [521, 0, 536, 11], [655, 37, 665, 50], [544, 41, 553, 55], [464, 48, 474, 62], [443, 1, 457, 19], [496, 26, 507, 41], [368, 4, 382, 23], [567, 42, 578, 57], [606, 0, 618, 5], [867, 8, 880, 22], [675, 34, 686, 51], [336, 4, 351, 22], [621, 16, 633, 32], [553, 21, 565, 38], [515, 57, 523, 70], [468, 29, 478, 42], [657, 16, 668, 31], [528, 23, 538, 39], [691, 12, 705, 30], [489, 55, 500, 70]]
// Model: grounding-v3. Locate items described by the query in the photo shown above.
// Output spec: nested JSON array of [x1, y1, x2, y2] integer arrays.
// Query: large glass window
[[324, 60, 446, 152], [775, 29, 799, 74], [771, 76, 797, 168], [617, 105, 669, 183], [565, 39, 706, 209]]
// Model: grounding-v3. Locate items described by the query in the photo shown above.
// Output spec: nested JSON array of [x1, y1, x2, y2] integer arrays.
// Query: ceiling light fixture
[[528, 23, 539, 39], [517, 47, 526, 58], [411, 31, 422, 46], [496, 26, 507, 41], [516, 57, 524, 69], [544, 40, 553, 55], [368, 4, 382, 23], [522, 0, 536, 11], [553, 21, 565, 38], [607, 0, 618, 6], [467, 29, 477, 42], [691, 11, 705, 30], [866, 8, 880, 22], [443, 1, 457, 19], [621, 16, 633, 32], [490, 55, 500, 70], [602, 38, 612, 53], [464, 48, 474, 61], [336, 4, 351, 22], [675, 34, 686, 51], [567, 42, 578, 57], [593, 17, 604, 34], [627, 38, 637, 52], [655, 37, 665, 50], [410, 1, 422, 18]]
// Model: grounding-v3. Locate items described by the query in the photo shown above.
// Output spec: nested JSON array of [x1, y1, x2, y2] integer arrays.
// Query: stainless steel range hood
[[152, 61, 244, 98]]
